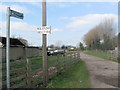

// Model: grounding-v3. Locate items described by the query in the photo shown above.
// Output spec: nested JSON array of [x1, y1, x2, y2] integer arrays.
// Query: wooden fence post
[[71, 53, 73, 66], [57, 55, 60, 75], [77, 52, 79, 62], [76, 53, 78, 63], [63, 53, 67, 71], [25, 47, 31, 88], [79, 52, 80, 61], [26, 58, 31, 88], [69, 53, 71, 66], [69, 53, 72, 68], [76, 53, 77, 63], [75, 53, 77, 63], [77, 52, 80, 61], [65, 53, 68, 70], [73, 53, 75, 65]]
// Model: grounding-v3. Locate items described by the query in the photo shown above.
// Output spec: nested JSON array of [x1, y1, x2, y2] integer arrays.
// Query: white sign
[[37, 26, 51, 34]]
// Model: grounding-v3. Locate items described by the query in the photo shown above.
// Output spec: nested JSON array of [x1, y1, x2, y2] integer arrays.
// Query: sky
[[0, 1, 118, 47]]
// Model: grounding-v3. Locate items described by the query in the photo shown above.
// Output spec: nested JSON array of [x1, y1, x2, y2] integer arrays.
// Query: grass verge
[[66, 51, 79, 54], [84, 51, 119, 63], [46, 60, 90, 88]]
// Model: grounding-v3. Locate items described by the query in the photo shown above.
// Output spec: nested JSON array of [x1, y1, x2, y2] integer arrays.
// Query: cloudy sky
[[0, 1, 118, 46]]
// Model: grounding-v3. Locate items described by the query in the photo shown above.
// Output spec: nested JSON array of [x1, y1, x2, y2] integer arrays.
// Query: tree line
[[83, 18, 117, 51]]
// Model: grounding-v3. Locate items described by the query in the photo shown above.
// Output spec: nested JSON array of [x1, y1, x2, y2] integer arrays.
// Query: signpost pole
[[6, 7, 10, 88], [42, 0, 48, 87], [118, 2, 120, 61], [6, 7, 23, 88]]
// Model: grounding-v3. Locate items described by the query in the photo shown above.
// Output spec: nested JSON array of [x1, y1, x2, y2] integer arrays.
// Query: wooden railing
[[2, 52, 80, 88], [107, 50, 118, 60]]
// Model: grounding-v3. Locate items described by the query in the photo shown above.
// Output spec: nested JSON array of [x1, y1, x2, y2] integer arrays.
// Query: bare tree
[[83, 18, 116, 50], [17, 37, 29, 46], [11, 34, 17, 38], [55, 40, 62, 48]]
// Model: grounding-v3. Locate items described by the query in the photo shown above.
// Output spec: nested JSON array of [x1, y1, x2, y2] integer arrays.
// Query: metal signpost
[[6, 7, 23, 88], [118, 2, 120, 61]]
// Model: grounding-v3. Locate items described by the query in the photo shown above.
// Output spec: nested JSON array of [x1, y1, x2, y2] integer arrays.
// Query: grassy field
[[3, 56, 64, 70], [66, 50, 79, 54], [84, 51, 119, 63], [45, 60, 90, 88]]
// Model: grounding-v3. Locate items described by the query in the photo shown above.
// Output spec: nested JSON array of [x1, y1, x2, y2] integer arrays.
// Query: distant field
[[66, 51, 79, 54], [84, 51, 119, 63], [46, 60, 90, 88]]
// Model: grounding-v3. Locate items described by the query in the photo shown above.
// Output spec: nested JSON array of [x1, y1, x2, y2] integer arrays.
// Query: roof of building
[[0, 37, 25, 47]]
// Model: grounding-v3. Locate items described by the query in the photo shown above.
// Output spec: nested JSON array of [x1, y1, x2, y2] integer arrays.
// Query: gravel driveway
[[80, 53, 119, 88]]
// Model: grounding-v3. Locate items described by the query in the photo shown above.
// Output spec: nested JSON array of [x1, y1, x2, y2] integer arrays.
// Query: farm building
[[0, 37, 25, 47]]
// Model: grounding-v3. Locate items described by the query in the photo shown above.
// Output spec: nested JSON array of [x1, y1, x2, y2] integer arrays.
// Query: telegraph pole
[[42, 0, 48, 87]]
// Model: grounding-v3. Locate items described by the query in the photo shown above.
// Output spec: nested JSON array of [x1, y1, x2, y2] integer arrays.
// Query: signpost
[[118, 2, 120, 62], [42, 0, 48, 87], [6, 7, 24, 88], [37, 0, 49, 87], [37, 26, 51, 34]]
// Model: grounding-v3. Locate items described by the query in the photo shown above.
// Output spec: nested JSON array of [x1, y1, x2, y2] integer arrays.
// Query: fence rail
[[107, 50, 118, 60], [2, 52, 80, 88]]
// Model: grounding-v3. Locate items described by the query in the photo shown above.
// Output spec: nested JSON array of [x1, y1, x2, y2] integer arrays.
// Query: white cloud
[[60, 17, 69, 20], [70, 30, 77, 32], [57, 3, 66, 7], [0, 4, 29, 14], [11, 22, 37, 31], [2, 0, 118, 2], [27, 2, 41, 7], [1, 21, 62, 35], [52, 28, 62, 32], [66, 14, 118, 29], [85, 3, 92, 7], [0, 21, 37, 36]]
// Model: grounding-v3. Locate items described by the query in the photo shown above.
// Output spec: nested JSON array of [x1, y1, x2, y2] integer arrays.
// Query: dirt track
[[80, 53, 119, 88]]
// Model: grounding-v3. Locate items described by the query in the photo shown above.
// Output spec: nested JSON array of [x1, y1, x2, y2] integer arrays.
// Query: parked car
[[47, 49, 65, 56], [47, 50, 54, 56], [54, 49, 65, 56]]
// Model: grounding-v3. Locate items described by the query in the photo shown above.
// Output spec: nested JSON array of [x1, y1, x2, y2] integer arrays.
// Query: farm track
[[80, 53, 119, 88]]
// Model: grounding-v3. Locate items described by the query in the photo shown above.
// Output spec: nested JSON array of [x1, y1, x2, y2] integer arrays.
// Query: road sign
[[10, 9, 24, 19], [6, 7, 24, 88], [37, 26, 51, 34]]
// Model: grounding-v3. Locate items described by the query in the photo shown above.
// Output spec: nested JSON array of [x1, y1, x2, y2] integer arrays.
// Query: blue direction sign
[[10, 9, 24, 19]]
